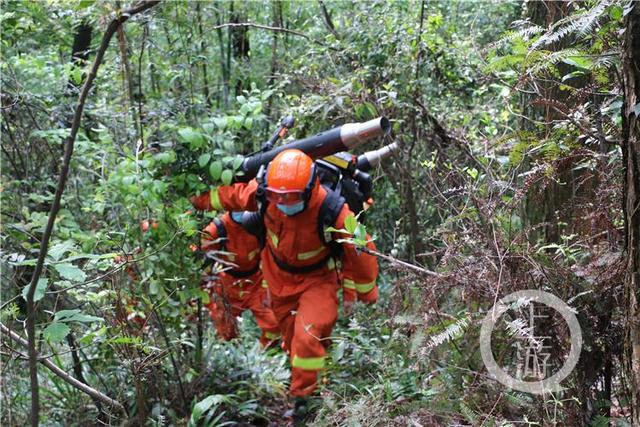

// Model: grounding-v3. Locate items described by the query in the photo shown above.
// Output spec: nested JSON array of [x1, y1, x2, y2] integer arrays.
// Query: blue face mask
[[230, 211, 244, 223], [277, 202, 305, 216]]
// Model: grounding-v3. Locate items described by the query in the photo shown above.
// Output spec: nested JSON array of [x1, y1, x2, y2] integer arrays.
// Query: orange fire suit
[[205, 180, 379, 396], [200, 212, 280, 347]]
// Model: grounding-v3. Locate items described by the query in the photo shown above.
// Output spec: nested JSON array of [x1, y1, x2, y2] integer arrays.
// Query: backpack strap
[[202, 217, 227, 272], [240, 211, 266, 248], [212, 217, 227, 252], [318, 187, 346, 248]]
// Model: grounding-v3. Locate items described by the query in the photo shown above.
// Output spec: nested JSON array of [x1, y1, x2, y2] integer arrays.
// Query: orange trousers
[[270, 280, 339, 397], [205, 279, 280, 347]]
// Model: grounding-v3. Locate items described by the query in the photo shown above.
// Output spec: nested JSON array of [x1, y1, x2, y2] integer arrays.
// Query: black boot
[[292, 397, 309, 426]]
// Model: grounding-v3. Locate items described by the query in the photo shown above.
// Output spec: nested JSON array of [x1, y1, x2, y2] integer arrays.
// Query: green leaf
[[76, 0, 96, 9], [344, 214, 358, 234], [178, 128, 204, 150], [609, 5, 623, 20], [43, 322, 70, 343], [70, 67, 83, 85], [209, 161, 222, 180], [223, 140, 235, 152], [189, 395, 227, 427], [48, 241, 75, 261], [212, 117, 227, 129], [198, 153, 211, 168], [562, 56, 592, 71], [354, 224, 367, 242], [22, 278, 48, 303], [54, 264, 86, 282], [221, 169, 233, 185], [232, 156, 243, 171]]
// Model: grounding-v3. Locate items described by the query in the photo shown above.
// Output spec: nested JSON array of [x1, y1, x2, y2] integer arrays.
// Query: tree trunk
[[195, 2, 211, 106], [229, 1, 250, 95], [66, 21, 92, 93], [214, 1, 230, 107], [621, 4, 640, 425]]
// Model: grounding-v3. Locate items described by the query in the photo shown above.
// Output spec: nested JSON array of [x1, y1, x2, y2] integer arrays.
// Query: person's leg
[[289, 281, 339, 397], [247, 286, 281, 347], [207, 290, 239, 341], [270, 292, 298, 355]]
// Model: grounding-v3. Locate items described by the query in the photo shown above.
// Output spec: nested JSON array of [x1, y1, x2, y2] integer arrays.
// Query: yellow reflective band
[[226, 253, 236, 262], [327, 258, 336, 270], [268, 229, 279, 248], [248, 249, 259, 261], [261, 280, 268, 288], [343, 279, 356, 290], [323, 154, 350, 169], [355, 280, 376, 294], [297, 245, 327, 261], [292, 355, 325, 370], [210, 188, 223, 210], [265, 331, 280, 339]]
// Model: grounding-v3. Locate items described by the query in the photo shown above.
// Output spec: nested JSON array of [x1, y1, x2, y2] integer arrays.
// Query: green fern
[[531, 0, 612, 50], [426, 315, 470, 349], [459, 402, 479, 425], [525, 48, 583, 76]]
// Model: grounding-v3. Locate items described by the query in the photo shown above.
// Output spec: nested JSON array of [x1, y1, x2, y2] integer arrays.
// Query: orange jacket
[[205, 180, 379, 300], [201, 212, 263, 300]]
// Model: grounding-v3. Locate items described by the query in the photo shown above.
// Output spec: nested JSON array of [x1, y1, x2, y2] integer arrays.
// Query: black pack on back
[[212, 217, 227, 251], [317, 187, 346, 244], [201, 217, 226, 271]]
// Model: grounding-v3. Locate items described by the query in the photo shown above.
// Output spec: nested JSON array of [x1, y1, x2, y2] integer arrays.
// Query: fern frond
[[531, 0, 611, 50], [525, 48, 582, 76], [426, 315, 470, 349], [460, 402, 479, 425], [504, 391, 534, 407]]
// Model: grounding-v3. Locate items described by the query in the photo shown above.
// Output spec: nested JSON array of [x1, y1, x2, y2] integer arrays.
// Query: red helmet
[[265, 149, 316, 205]]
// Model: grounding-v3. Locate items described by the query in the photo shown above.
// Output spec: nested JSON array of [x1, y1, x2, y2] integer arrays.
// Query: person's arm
[[333, 206, 379, 304], [200, 222, 221, 252], [190, 180, 259, 212]]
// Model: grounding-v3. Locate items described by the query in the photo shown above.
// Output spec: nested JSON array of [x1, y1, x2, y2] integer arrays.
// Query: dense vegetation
[[2, 0, 639, 425]]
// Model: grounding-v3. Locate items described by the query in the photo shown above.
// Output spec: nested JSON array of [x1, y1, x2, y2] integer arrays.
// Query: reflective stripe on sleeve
[[343, 279, 356, 290], [261, 280, 268, 288], [350, 280, 375, 293], [210, 188, 223, 210], [292, 355, 325, 370]]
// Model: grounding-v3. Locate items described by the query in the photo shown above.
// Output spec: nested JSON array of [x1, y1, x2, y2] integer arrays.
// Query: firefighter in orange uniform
[[200, 211, 280, 347], [192, 149, 378, 422]]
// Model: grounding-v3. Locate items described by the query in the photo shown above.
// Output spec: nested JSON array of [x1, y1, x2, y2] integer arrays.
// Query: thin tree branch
[[317, 0, 340, 39], [209, 22, 338, 50], [359, 246, 444, 278], [23, 2, 160, 425], [0, 323, 126, 415]]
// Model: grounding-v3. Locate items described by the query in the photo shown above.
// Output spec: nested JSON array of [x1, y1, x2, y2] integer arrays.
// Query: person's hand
[[190, 191, 211, 210]]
